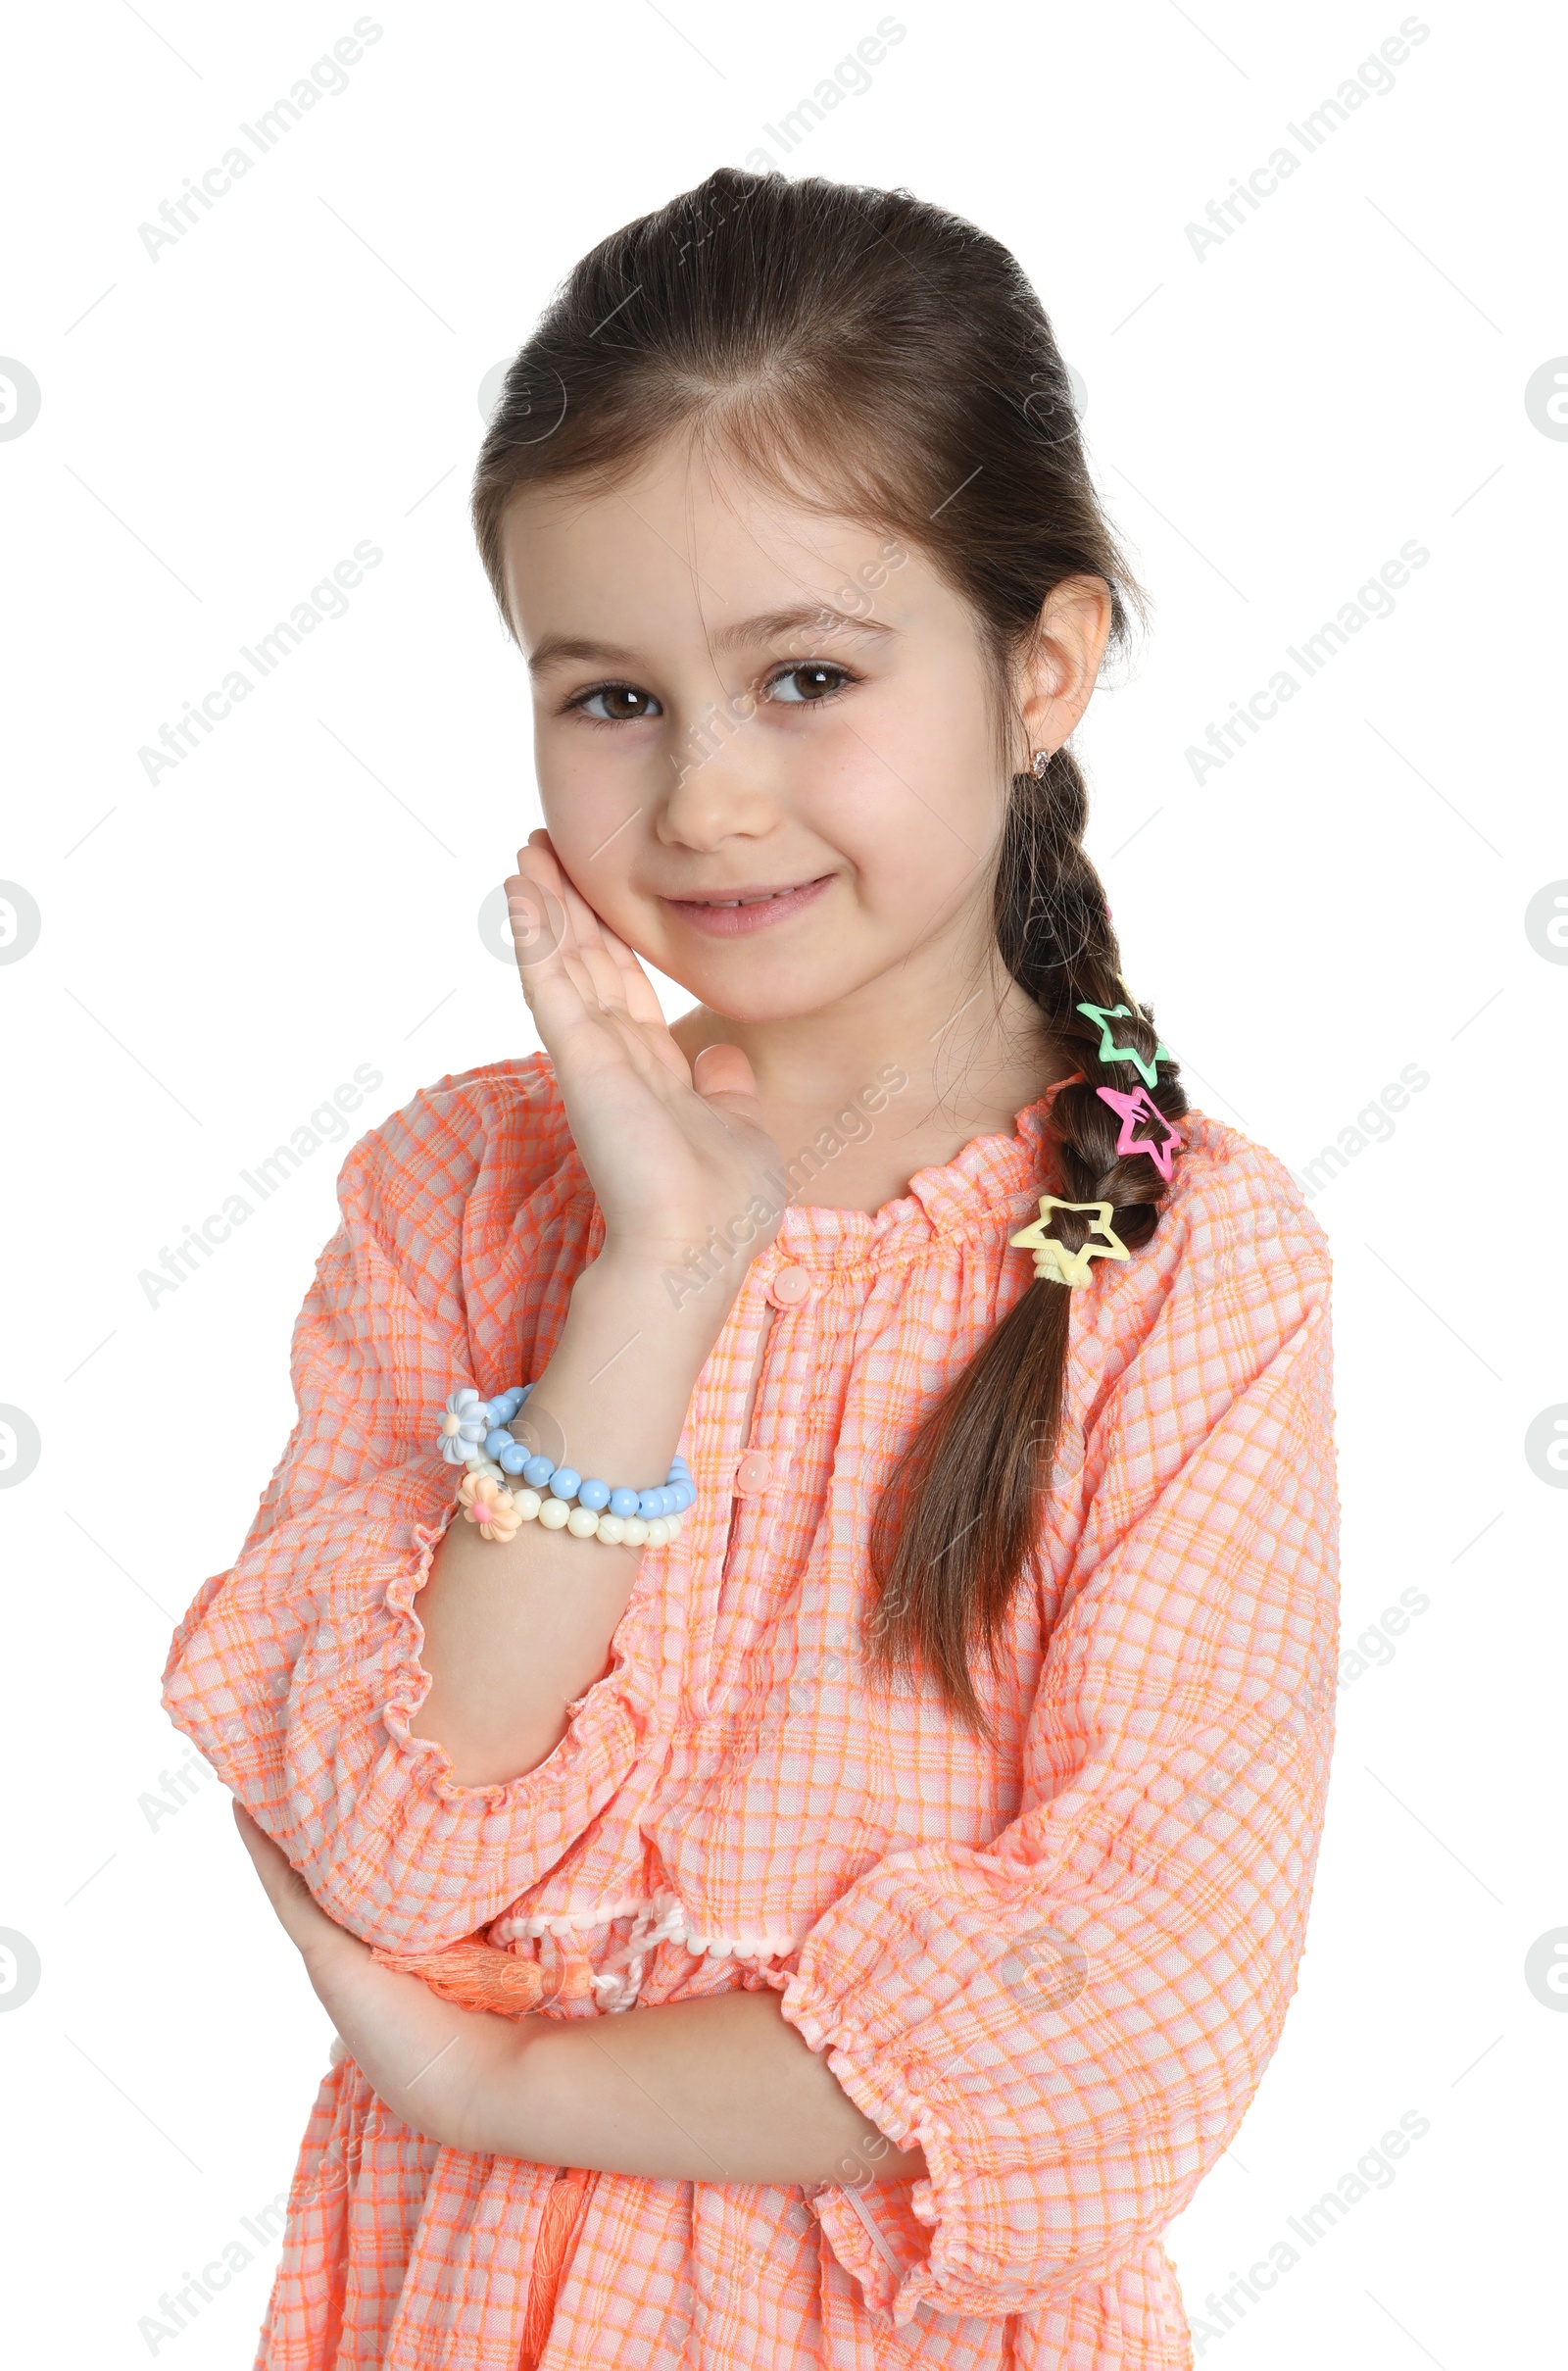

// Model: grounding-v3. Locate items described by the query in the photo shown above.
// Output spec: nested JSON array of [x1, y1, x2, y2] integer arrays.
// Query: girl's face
[[500, 433, 1024, 1025]]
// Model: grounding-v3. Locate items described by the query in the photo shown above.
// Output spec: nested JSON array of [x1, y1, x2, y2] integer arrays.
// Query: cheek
[[533, 739, 649, 916], [808, 689, 1003, 907]]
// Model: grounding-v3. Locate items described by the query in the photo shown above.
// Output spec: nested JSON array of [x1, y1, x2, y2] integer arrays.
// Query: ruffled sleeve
[[779, 1146, 1340, 2325], [161, 1064, 643, 1951]]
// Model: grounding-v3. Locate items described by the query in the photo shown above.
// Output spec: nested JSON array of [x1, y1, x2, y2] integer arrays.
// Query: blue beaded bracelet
[[435, 1382, 694, 1546]]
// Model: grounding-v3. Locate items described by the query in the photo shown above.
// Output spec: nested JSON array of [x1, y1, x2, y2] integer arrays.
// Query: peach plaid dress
[[162, 1055, 1340, 2370]]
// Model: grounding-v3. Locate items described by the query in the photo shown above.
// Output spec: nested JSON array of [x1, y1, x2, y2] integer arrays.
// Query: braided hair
[[865, 749, 1188, 1734], [470, 166, 1188, 1735]]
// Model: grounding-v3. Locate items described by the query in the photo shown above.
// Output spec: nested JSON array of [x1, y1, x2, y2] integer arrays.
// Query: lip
[[659, 873, 836, 937]]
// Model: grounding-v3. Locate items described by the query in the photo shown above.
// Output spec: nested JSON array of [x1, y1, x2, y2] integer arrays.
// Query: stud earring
[[1032, 748, 1052, 777]]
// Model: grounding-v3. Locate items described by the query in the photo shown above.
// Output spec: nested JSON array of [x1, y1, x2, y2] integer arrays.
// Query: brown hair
[[471, 168, 1189, 1738]]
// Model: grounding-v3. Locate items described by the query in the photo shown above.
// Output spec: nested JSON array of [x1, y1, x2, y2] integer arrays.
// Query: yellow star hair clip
[[1008, 1195, 1131, 1288]]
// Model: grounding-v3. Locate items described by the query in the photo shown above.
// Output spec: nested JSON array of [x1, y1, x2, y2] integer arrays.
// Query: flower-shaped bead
[[437, 1387, 490, 1464], [457, 1471, 522, 1541]]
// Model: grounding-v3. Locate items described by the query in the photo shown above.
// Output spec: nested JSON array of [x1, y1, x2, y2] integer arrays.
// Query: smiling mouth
[[660, 874, 836, 935]]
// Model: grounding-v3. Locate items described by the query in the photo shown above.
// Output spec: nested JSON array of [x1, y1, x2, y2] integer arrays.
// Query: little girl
[[165, 168, 1339, 2370]]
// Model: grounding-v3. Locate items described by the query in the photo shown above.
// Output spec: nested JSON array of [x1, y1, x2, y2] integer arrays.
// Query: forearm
[[510, 1987, 928, 2189], [238, 1808, 926, 2195], [311, 1938, 924, 2189], [410, 1255, 728, 1787]]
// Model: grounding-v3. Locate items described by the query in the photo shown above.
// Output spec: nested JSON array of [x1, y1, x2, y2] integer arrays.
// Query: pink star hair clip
[[1096, 1084, 1183, 1182]]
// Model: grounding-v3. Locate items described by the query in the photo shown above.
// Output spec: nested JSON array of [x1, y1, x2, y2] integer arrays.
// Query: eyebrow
[[525, 603, 895, 677]]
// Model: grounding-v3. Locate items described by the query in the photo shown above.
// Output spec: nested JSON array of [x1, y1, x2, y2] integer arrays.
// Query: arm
[[162, 836, 780, 1943], [188, 836, 920, 2190], [158, 1077, 660, 1952], [409, 833, 782, 1786], [771, 1161, 1341, 2322], [234, 1803, 927, 2188], [408, 1254, 723, 1787]]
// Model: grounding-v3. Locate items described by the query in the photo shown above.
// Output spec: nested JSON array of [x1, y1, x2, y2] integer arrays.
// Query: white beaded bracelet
[[458, 1471, 684, 1549]]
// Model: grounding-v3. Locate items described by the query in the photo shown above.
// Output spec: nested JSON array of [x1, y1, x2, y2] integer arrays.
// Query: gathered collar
[[770, 1088, 1071, 1264], [536, 1057, 1094, 1271]]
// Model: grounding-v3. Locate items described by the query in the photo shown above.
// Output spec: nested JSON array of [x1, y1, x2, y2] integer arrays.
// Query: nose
[[658, 693, 780, 850]]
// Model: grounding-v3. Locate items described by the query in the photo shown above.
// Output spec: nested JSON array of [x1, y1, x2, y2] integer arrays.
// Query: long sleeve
[[778, 1161, 1339, 2327], [160, 1064, 641, 1951]]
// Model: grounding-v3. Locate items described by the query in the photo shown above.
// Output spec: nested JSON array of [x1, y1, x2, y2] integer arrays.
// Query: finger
[[514, 836, 654, 1009], [505, 890, 570, 987], [509, 845, 664, 1046], [513, 938, 617, 1062], [557, 945, 622, 1018], [505, 864, 600, 1028], [691, 1041, 766, 1133], [507, 854, 629, 1005], [506, 850, 577, 966], [518, 831, 649, 980], [574, 942, 633, 1014], [527, 840, 620, 962], [510, 857, 655, 1035], [598, 928, 670, 1030]]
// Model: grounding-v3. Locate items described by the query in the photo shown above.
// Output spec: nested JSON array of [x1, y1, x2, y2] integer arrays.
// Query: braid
[[865, 751, 1188, 1737], [1002, 751, 1189, 1266]]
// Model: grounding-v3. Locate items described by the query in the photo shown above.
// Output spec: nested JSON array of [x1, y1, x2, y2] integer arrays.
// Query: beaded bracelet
[[435, 1384, 694, 1547]]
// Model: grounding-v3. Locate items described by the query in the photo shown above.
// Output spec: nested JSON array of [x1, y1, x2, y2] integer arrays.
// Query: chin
[[706, 990, 844, 1024], [658, 950, 865, 1025]]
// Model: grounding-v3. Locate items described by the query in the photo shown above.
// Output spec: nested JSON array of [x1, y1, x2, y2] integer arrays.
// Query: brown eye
[[769, 663, 852, 705], [578, 683, 662, 721]]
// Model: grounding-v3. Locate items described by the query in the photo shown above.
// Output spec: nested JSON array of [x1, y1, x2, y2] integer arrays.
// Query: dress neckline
[[771, 1088, 1068, 1260]]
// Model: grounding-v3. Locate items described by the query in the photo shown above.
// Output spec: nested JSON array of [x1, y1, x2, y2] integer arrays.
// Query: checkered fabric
[[163, 1056, 1340, 2369]]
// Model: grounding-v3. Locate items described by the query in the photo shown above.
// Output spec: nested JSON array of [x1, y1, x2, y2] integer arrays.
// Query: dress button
[[769, 1263, 812, 1308], [734, 1452, 773, 1495]]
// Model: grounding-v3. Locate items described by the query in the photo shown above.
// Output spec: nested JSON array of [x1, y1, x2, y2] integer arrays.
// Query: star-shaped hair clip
[[1009, 1195, 1131, 1288], [1096, 1084, 1183, 1182], [1076, 1000, 1173, 1091]]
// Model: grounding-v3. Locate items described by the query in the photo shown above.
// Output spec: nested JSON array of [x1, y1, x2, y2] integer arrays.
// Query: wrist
[[574, 1246, 741, 1349], [499, 1258, 719, 1497]]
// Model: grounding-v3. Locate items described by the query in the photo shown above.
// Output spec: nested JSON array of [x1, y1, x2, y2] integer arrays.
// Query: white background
[[2, 2, 1563, 2363]]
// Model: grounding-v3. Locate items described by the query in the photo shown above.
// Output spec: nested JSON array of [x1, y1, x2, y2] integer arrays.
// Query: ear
[[1015, 575, 1114, 765]]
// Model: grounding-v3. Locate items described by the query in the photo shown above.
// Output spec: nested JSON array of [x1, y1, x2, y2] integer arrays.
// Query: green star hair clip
[[1009, 1196, 1131, 1289], [1076, 1000, 1172, 1092]]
